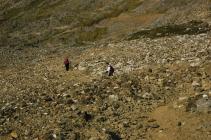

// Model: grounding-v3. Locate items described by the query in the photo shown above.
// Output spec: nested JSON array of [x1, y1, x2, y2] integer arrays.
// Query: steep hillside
[[0, 0, 211, 140], [0, 0, 210, 47], [0, 32, 211, 140]]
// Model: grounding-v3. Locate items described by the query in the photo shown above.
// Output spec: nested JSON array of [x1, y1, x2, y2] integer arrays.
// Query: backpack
[[110, 65, 114, 73]]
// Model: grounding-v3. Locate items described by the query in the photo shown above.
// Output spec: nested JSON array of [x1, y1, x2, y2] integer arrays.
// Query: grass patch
[[3, 7, 23, 20], [26, 0, 44, 10], [128, 20, 211, 40], [78, 27, 107, 42], [36, 0, 66, 20], [78, 0, 143, 27]]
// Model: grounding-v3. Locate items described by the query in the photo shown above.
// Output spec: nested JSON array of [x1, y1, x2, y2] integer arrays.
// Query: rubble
[[0, 33, 211, 139]]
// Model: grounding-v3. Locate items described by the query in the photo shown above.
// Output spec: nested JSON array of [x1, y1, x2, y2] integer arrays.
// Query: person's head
[[106, 62, 109, 65]]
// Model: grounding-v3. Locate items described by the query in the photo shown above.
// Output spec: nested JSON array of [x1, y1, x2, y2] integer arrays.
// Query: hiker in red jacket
[[64, 57, 70, 71]]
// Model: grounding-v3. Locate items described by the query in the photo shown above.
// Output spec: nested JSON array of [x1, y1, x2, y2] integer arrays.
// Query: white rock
[[192, 81, 200, 87], [109, 95, 118, 102], [52, 134, 57, 139], [178, 96, 188, 102], [71, 105, 77, 111], [144, 76, 149, 81], [142, 92, 152, 99], [190, 62, 200, 67], [78, 63, 87, 71], [202, 94, 208, 100], [114, 86, 119, 89]]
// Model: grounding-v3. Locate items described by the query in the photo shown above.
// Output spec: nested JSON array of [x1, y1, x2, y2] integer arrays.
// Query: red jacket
[[64, 59, 69, 65]]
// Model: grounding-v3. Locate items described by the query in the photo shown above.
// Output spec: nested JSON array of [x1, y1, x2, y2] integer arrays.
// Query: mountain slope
[[0, 0, 210, 47], [0, 0, 211, 140]]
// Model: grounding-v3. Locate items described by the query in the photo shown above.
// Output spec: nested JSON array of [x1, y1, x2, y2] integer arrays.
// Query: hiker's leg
[[108, 71, 112, 76], [65, 64, 69, 71], [65, 64, 67, 71]]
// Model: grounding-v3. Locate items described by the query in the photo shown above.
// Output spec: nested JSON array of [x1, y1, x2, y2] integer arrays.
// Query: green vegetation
[[4, 7, 23, 20], [26, 0, 44, 10], [128, 20, 211, 40], [78, 27, 107, 42]]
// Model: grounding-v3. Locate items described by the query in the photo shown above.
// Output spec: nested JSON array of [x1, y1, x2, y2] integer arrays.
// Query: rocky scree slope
[[0, 0, 211, 139], [0, 32, 211, 139]]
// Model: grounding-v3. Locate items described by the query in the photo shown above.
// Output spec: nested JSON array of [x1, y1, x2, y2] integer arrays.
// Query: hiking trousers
[[65, 63, 69, 71]]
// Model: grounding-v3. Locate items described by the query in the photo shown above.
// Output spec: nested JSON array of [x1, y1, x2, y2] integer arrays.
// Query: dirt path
[[149, 104, 211, 140]]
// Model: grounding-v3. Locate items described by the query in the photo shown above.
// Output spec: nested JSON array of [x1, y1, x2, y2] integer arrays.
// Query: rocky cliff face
[[0, 0, 211, 140]]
